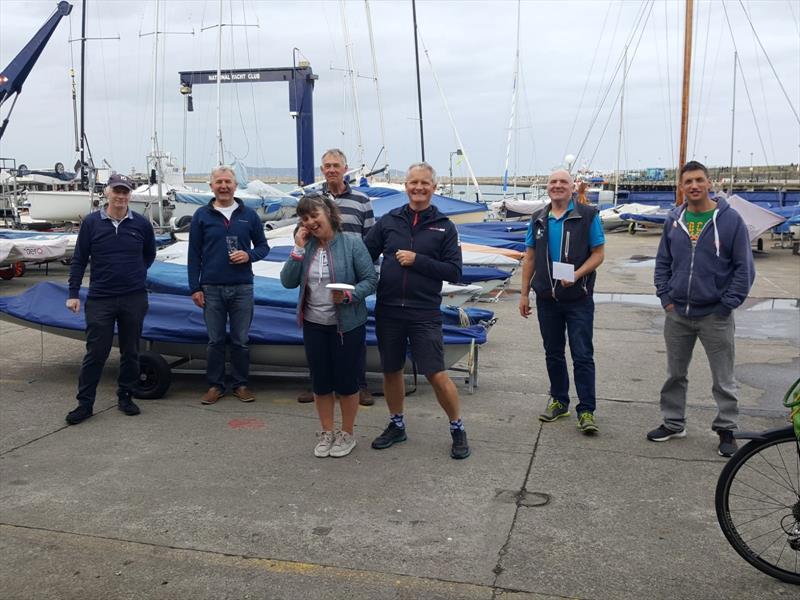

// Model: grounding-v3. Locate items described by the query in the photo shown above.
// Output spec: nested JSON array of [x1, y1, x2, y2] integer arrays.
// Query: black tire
[[176, 215, 192, 230], [715, 427, 800, 585], [628, 222, 636, 235], [134, 350, 171, 399]]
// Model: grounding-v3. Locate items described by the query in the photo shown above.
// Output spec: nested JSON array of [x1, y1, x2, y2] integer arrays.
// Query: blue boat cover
[[457, 222, 529, 236], [365, 190, 487, 218], [173, 192, 282, 214], [145, 262, 493, 326], [620, 213, 668, 225], [457, 234, 527, 252], [0, 282, 487, 346]]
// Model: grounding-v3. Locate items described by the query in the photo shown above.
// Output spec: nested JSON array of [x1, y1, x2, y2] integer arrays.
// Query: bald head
[[546, 169, 574, 204]]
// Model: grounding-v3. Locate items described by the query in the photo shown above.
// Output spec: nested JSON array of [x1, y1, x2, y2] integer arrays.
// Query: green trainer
[[539, 399, 570, 422], [577, 412, 599, 434]]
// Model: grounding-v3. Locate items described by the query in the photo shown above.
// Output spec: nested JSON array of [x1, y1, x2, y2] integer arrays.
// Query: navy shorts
[[376, 316, 445, 376], [302, 321, 365, 396]]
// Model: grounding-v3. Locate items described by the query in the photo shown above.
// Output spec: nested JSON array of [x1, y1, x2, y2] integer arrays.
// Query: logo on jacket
[[428, 227, 445, 232], [535, 226, 544, 239]]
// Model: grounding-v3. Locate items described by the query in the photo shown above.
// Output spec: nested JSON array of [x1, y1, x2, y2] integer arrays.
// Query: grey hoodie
[[654, 196, 755, 318]]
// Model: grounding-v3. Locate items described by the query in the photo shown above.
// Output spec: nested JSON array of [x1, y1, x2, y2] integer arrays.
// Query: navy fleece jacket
[[654, 196, 755, 317], [187, 198, 269, 293]]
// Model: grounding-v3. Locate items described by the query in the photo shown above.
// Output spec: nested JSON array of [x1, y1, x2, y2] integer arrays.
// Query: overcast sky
[[1, 0, 798, 180]]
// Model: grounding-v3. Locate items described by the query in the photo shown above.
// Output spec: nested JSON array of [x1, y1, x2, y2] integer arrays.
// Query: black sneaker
[[65, 405, 93, 425], [371, 422, 407, 449], [450, 429, 471, 459], [646, 424, 687, 442], [118, 397, 141, 416], [718, 430, 738, 457]]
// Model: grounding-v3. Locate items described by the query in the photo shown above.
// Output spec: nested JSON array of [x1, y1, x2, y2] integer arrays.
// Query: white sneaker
[[314, 431, 335, 457], [329, 430, 357, 458]]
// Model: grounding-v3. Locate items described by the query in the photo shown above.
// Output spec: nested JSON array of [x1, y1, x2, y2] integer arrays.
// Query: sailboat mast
[[150, 0, 164, 226], [79, 0, 87, 191], [502, 0, 520, 197], [339, 0, 365, 170], [728, 51, 737, 195], [676, 0, 694, 205], [364, 0, 388, 179], [614, 45, 627, 207], [216, 0, 223, 165], [411, 0, 425, 161]]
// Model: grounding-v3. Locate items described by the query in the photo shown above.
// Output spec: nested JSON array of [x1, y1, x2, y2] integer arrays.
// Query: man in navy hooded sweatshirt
[[647, 161, 755, 457]]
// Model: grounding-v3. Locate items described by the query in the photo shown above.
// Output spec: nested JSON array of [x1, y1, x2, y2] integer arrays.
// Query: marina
[[1, 0, 799, 596]]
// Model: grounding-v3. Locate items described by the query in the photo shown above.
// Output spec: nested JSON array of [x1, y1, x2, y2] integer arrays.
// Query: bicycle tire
[[715, 426, 800, 585]]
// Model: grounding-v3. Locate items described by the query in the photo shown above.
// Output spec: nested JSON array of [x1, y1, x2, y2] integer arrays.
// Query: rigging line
[[721, 3, 771, 164], [736, 0, 799, 124], [502, 0, 520, 192], [650, 14, 670, 168], [691, 0, 713, 158], [590, 1, 626, 117], [574, 0, 654, 169], [736, 52, 771, 165], [562, 0, 614, 159], [746, 0, 776, 160], [241, 0, 264, 170], [787, 0, 799, 33], [92, 0, 115, 165], [585, 2, 654, 169], [662, 0, 675, 168], [228, 1, 250, 161], [517, 62, 536, 175], [694, 9, 725, 162]]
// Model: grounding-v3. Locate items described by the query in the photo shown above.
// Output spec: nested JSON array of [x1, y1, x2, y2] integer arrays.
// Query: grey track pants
[[659, 310, 739, 432]]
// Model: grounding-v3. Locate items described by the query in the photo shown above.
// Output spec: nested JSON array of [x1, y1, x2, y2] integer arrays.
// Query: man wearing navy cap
[[65, 173, 157, 425]]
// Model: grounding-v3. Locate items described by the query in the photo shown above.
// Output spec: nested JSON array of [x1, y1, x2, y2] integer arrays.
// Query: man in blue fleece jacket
[[65, 173, 157, 425], [188, 165, 269, 405], [647, 161, 755, 457]]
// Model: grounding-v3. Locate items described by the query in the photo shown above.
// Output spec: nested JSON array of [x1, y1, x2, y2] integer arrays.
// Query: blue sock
[[449, 418, 465, 432], [390, 413, 405, 429]]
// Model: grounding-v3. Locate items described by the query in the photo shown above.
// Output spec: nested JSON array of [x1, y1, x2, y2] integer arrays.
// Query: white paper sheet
[[552, 261, 575, 282]]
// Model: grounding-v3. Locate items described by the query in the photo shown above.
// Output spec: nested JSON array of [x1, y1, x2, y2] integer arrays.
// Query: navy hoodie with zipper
[[364, 203, 462, 320], [187, 198, 269, 293], [654, 196, 755, 318]]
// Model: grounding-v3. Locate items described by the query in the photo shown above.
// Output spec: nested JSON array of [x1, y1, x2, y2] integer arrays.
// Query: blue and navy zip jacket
[[654, 196, 755, 317], [187, 198, 269, 293], [364, 203, 462, 320], [68, 208, 157, 299]]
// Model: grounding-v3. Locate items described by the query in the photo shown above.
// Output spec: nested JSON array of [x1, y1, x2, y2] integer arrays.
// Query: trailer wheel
[[628, 222, 636, 235], [0, 266, 15, 280], [134, 350, 171, 399]]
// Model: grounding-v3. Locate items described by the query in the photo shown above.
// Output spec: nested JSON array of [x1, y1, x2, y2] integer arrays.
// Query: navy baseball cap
[[107, 173, 134, 191]]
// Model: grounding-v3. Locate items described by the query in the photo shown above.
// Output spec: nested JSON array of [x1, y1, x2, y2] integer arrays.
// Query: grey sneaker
[[314, 431, 335, 458], [330, 430, 357, 458], [646, 424, 687, 442], [718, 430, 738, 457], [539, 398, 570, 422]]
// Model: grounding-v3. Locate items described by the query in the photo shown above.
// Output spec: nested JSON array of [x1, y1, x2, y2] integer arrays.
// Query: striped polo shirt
[[321, 181, 375, 238]]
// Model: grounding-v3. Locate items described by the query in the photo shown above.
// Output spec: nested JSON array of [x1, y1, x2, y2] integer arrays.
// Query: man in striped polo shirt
[[297, 149, 377, 405]]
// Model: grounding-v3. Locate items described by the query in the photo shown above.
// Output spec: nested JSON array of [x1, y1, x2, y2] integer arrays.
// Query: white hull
[[26, 190, 96, 222]]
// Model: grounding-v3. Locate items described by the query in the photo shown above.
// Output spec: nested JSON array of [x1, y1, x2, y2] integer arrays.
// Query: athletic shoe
[[450, 429, 471, 459], [371, 422, 408, 449], [314, 431, 335, 458], [65, 405, 93, 425], [330, 430, 357, 457], [118, 397, 141, 416], [718, 430, 738, 457], [646, 424, 687, 442], [539, 399, 570, 422], [577, 412, 598, 434]]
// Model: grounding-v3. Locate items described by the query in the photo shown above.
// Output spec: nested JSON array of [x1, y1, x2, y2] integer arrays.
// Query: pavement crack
[[0, 406, 115, 456], [490, 424, 544, 598]]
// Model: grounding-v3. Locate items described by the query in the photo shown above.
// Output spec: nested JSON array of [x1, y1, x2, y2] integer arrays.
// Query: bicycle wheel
[[715, 427, 800, 584]]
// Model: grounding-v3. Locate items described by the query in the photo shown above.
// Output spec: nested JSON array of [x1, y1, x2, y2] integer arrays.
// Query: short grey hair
[[210, 165, 237, 184], [406, 162, 437, 184], [321, 148, 347, 165]]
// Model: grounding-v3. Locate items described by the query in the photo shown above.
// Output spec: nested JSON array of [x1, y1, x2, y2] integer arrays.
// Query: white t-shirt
[[214, 202, 237, 221]]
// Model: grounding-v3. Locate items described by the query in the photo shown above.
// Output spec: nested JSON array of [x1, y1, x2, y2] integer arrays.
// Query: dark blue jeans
[[536, 296, 596, 414], [76, 291, 149, 407], [202, 284, 254, 391]]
